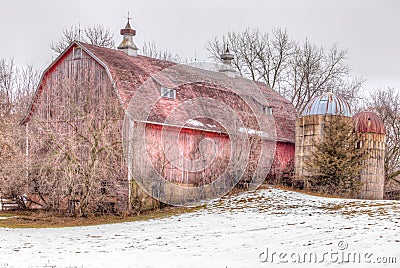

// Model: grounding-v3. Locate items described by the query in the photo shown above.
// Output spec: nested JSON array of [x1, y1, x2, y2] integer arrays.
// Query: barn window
[[73, 47, 82, 59], [160, 87, 176, 99], [264, 106, 273, 116]]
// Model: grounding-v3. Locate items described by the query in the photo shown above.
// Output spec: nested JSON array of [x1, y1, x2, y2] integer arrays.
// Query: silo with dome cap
[[353, 111, 386, 199], [294, 92, 352, 185]]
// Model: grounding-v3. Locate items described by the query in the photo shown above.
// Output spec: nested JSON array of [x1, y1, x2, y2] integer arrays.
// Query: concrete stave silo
[[294, 92, 352, 187], [353, 111, 386, 199]]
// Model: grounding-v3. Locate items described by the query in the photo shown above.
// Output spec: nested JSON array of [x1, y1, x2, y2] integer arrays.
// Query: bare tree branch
[[141, 40, 181, 63], [50, 24, 115, 54], [206, 29, 364, 113], [367, 88, 400, 196]]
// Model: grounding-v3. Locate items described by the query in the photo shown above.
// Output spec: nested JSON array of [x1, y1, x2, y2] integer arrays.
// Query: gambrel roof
[[22, 41, 296, 143]]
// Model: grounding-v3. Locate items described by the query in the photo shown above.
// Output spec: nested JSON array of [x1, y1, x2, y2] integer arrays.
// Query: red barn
[[21, 20, 296, 212]]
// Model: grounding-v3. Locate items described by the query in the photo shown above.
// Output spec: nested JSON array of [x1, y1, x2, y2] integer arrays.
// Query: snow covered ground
[[0, 188, 399, 268]]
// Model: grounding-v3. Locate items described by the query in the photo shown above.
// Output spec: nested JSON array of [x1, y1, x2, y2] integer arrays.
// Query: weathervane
[[78, 23, 82, 41], [125, 12, 133, 23]]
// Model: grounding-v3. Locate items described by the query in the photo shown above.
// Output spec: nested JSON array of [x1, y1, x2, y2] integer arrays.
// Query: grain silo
[[353, 111, 386, 199], [294, 92, 352, 186]]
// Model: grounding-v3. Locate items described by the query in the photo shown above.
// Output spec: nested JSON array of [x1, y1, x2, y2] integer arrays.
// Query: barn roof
[[22, 41, 296, 143]]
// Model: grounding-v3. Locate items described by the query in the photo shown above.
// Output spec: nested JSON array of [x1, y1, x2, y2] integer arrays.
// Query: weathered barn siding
[[23, 41, 297, 211], [144, 123, 230, 186], [271, 142, 295, 178], [27, 47, 114, 122], [24, 44, 130, 212]]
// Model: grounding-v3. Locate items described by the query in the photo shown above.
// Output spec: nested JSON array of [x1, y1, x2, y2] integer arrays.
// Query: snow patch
[[0, 188, 399, 267], [186, 119, 205, 127], [239, 127, 269, 138]]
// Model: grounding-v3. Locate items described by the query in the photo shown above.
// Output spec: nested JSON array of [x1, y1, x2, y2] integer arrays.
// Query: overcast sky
[[1, 0, 399, 90]]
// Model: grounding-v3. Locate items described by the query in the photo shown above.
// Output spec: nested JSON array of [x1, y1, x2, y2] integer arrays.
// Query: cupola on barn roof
[[301, 92, 351, 117], [353, 111, 385, 134], [218, 44, 236, 78], [220, 44, 234, 64], [117, 14, 139, 56]]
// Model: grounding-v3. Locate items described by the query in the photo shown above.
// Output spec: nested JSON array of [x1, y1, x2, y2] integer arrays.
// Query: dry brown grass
[[268, 184, 343, 199], [0, 186, 249, 229], [0, 206, 203, 229]]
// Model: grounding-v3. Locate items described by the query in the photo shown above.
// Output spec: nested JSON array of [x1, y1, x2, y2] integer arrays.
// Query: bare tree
[[0, 58, 16, 117], [0, 58, 39, 208], [208, 28, 294, 88], [30, 109, 123, 216], [14, 65, 40, 116], [0, 120, 27, 208], [0, 59, 40, 115], [367, 88, 400, 190], [50, 24, 115, 54], [24, 58, 126, 215], [84, 24, 115, 48], [286, 41, 364, 113], [207, 29, 364, 113], [141, 40, 181, 63]]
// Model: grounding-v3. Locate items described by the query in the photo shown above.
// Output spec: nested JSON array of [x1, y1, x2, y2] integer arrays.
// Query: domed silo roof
[[302, 92, 351, 117], [353, 111, 385, 134]]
